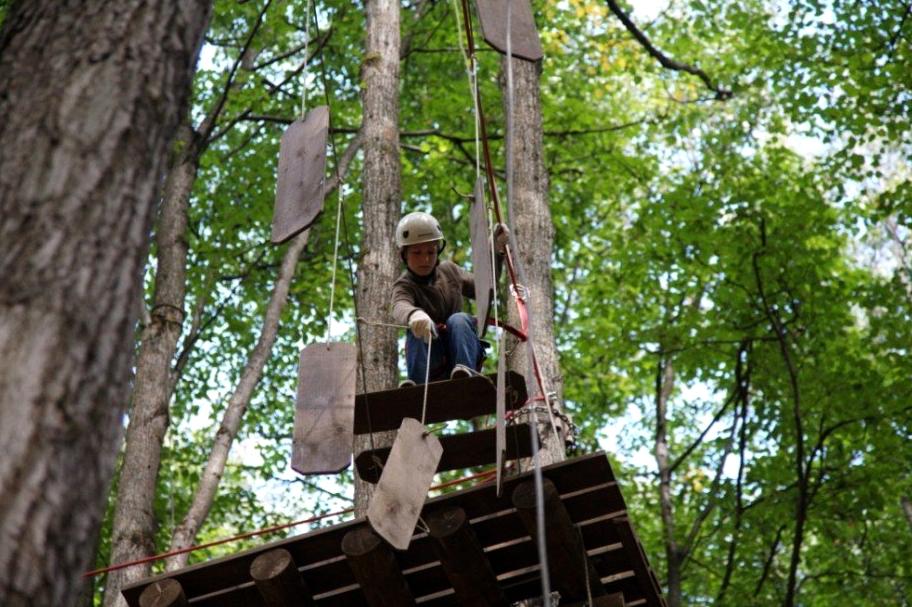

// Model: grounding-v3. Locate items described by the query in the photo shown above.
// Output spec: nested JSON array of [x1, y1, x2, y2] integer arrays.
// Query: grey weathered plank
[[470, 176, 495, 338], [292, 342, 357, 475], [367, 418, 443, 550], [272, 105, 329, 244], [476, 0, 544, 62]]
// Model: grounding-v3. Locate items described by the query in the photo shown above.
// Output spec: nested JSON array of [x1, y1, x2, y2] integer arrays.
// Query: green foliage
[[95, 0, 912, 604]]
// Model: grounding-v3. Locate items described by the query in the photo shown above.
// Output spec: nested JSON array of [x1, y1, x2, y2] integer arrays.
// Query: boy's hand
[[409, 310, 437, 343]]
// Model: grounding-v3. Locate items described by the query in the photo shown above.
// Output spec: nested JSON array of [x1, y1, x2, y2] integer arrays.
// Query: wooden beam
[[512, 477, 605, 602], [353, 371, 527, 434], [613, 517, 667, 607], [137, 579, 187, 607], [426, 506, 509, 606], [355, 423, 538, 483], [249, 548, 314, 606], [341, 524, 417, 607]]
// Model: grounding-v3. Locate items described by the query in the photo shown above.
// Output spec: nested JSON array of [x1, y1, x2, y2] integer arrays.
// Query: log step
[[355, 423, 538, 484], [353, 371, 527, 435]]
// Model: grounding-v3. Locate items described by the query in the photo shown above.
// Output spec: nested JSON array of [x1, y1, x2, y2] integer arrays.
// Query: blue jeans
[[406, 312, 483, 383]]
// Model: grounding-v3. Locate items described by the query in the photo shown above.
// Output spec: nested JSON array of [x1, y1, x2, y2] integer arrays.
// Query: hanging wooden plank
[[292, 342, 357, 475], [272, 105, 330, 244], [355, 423, 538, 483], [470, 176, 494, 338], [249, 548, 314, 606], [476, 0, 544, 62], [496, 333, 507, 497], [367, 418, 443, 550], [354, 371, 527, 434], [341, 525, 417, 606]]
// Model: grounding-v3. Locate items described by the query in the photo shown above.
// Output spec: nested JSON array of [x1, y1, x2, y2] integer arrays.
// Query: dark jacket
[[391, 261, 475, 325]]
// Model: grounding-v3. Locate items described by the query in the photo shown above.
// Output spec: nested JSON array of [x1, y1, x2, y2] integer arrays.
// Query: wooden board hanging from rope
[[471, 176, 495, 339], [272, 105, 330, 244], [476, 0, 544, 62], [367, 417, 443, 550], [291, 342, 357, 475]]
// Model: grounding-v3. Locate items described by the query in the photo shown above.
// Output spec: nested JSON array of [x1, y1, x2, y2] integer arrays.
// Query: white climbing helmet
[[395, 211, 445, 250]]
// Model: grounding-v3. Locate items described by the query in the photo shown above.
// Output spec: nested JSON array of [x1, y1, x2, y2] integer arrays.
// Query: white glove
[[408, 310, 437, 343]]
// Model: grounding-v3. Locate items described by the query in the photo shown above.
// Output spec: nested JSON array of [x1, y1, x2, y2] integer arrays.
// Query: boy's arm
[[391, 282, 421, 326]]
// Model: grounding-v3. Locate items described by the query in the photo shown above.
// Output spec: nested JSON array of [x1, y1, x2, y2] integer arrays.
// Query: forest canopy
[[46, 0, 912, 605]]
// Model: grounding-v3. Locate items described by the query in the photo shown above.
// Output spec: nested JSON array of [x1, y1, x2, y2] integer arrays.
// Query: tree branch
[[604, 0, 732, 100]]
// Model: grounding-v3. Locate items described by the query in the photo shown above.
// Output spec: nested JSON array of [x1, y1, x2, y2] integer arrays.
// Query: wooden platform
[[122, 452, 666, 607]]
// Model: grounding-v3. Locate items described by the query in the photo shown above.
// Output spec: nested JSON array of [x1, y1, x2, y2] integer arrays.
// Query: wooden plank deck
[[122, 452, 666, 607]]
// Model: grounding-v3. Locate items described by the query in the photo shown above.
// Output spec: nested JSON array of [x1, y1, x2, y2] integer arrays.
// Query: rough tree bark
[[0, 3, 211, 605], [501, 55, 567, 466], [102, 123, 198, 607], [164, 134, 363, 570], [103, 6, 272, 602], [353, 0, 401, 516]]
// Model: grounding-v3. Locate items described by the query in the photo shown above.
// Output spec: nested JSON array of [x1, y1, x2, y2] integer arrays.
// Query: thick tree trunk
[[655, 355, 682, 607], [501, 56, 566, 466], [103, 124, 199, 607], [353, 0, 401, 516], [0, 3, 211, 605]]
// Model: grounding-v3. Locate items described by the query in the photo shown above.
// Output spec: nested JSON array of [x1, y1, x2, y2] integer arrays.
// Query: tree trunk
[[103, 3, 272, 598], [353, 0, 401, 516], [103, 123, 199, 607], [501, 56, 566, 466], [165, 230, 309, 570], [655, 355, 682, 606], [0, 3, 211, 605], [163, 133, 362, 569]]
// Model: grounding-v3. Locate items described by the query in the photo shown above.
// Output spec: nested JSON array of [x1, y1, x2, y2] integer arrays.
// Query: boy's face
[[406, 241, 438, 276]]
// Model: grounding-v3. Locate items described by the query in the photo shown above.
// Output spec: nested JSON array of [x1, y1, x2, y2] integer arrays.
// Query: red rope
[[83, 467, 497, 578]]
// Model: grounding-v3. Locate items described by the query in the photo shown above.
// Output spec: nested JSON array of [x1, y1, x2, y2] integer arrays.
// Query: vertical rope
[[299, 0, 313, 119], [420, 336, 434, 425]]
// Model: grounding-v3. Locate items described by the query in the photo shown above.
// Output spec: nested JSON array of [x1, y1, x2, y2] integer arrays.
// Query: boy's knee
[[446, 312, 473, 329]]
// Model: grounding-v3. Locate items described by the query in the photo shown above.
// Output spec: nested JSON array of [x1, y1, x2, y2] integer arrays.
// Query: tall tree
[[353, 0, 401, 515], [0, 3, 211, 605], [502, 51, 567, 464]]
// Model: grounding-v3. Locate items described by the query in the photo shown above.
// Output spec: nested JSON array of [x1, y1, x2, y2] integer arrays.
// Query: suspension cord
[[420, 336, 434, 425], [299, 0, 314, 119], [309, 3, 378, 454]]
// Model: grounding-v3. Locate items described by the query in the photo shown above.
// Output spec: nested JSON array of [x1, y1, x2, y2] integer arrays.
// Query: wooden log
[[426, 506, 509, 607], [353, 371, 527, 434], [512, 477, 605, 602], [137, 579, 187, 607], [341, 525, 417, 606], [249, 548, 314, 606], [355, 423, 538, 483]]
